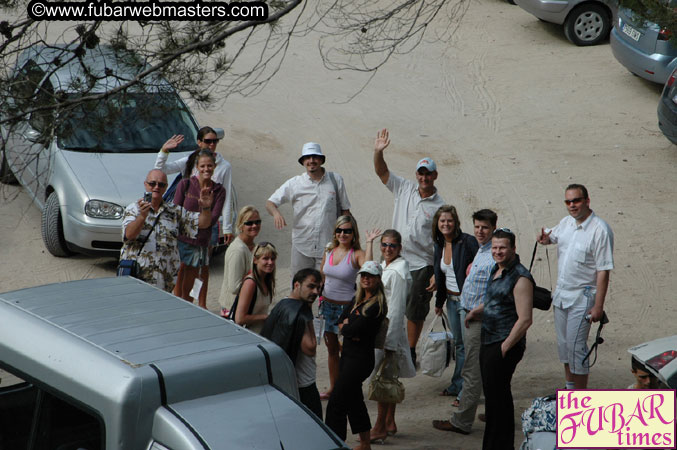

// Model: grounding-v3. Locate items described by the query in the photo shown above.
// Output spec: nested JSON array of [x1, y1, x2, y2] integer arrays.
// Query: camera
[[143, 192, 152, 203]]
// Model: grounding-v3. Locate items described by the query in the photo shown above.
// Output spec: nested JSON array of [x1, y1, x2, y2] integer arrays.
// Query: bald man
[[120, 169, 213, 292]]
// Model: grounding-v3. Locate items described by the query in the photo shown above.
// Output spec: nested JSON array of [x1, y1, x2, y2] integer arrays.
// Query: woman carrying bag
[[365, 229, 416, 444], [232, 242, 277, 334], [432, 205, 479, 404], [325, 261, 387, 450]]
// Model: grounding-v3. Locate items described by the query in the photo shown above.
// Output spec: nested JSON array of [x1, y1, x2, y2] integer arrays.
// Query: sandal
[[320, 391, 331, 400], [439, 389, 458, 397], [452, 399, 460, 407]]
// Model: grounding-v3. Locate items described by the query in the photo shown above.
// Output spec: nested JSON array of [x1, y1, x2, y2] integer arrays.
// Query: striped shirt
[[459, 241, 494, 311]]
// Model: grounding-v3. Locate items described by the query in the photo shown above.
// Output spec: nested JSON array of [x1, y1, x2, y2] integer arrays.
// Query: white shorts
[[553, 287, 596, 375], [290, 246, 322, 280]]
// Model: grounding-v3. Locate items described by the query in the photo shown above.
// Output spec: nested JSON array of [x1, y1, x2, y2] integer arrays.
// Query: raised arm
[[373, 128, 391, 185], [155, 135, 188, 174], [364, 228, 382, 262]]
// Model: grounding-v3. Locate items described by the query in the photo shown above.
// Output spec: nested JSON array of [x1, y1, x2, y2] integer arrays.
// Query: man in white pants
[[266, 143, 351, 276], [538, 183, 614, 389]]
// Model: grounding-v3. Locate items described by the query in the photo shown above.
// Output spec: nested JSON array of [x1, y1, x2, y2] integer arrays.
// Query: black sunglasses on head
[[493, 227, 514, 235]]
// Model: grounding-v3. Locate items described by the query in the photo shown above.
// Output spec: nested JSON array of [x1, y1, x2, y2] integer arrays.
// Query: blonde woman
[[319, 215, 367, 399], [365, 229, 416, 442], [219, 206, 261, 317], [232, 242, 277, 334], [325, 261, 388, 450]]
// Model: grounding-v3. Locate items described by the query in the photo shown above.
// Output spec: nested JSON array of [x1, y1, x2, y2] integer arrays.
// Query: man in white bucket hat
[[267, 142, 352, 276]]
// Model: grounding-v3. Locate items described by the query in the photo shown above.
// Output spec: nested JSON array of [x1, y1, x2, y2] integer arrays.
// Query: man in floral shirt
[[120, 169, 213, 292]]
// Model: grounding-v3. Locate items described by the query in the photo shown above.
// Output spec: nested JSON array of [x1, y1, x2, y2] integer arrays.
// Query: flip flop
[[320, 391, 331, 400], [452, 399, 460, 407]]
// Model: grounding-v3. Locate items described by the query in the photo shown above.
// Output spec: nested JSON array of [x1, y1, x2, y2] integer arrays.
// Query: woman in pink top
[[319, 215, 369, 400]]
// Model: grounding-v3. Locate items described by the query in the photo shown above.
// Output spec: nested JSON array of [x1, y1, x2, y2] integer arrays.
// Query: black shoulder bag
[[227, 277, 259, 323], [528, 241, 553, 311], [117, 210, 164, 278]]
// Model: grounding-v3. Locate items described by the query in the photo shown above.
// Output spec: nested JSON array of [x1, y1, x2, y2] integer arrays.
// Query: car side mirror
[[25, 128, 41, 142]]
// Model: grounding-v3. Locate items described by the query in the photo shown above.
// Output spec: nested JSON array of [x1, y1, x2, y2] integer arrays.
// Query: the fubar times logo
[[557, 390, 676, 448]]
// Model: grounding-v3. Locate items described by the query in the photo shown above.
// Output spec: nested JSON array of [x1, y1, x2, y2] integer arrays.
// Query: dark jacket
[[434, 231, 479, 308], [261, 298, 313, 365]]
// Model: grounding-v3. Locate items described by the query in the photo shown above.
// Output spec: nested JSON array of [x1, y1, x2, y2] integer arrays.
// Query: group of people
[[119, 126, 614, 450]]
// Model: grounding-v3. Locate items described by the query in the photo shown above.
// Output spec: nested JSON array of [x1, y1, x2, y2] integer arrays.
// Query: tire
[[507, 0, 516, 4], [563, 4, 611, 46], [0, 149, 18, 184], [41, 192, 73, 257]]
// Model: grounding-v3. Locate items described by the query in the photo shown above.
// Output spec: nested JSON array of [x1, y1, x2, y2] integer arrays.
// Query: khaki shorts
[[405, 265, 434, 322]]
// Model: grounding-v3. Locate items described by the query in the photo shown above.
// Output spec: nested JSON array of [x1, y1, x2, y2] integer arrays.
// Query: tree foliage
[[619, 0, 677, 44], [0, 0, 467, 129]]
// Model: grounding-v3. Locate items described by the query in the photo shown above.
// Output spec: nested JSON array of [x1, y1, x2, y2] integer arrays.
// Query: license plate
[[622, 23, 641, 41]]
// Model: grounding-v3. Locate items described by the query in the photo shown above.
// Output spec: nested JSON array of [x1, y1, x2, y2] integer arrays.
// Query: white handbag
[[420, 313, 455, 377]]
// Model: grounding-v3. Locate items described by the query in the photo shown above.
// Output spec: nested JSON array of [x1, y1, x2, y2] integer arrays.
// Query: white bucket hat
[[298, 142, 326, 165]]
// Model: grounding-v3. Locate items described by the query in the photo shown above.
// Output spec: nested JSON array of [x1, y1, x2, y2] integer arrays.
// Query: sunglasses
[[202, 138, 219, 144], [257, 241, 276, 250], [335, 228, 354, 235], [244, 219, 262, 226], [564, 197, 585, 205], [493, 227, 514, 235], [145, 181, 168, 188], [381, 242, 399, 249]]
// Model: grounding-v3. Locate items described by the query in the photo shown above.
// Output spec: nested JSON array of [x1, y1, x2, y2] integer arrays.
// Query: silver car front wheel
[[564, 4, 610, 46], [42, 192, 73, 257]]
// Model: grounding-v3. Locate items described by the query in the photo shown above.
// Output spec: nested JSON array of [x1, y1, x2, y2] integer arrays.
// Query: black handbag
[[117, 210, 164, 279], [528, 241, 553, 311]]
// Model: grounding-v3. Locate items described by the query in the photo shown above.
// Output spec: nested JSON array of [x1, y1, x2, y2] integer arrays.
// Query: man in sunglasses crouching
[[120, 169, 214, 292], [537, 183, 614, 390]]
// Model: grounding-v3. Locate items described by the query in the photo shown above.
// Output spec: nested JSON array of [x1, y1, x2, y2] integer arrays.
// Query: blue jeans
[[445, 295, 465, 396]]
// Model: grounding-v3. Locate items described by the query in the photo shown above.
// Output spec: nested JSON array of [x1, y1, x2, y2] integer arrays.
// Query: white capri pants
[[553, 287, 596, 375]]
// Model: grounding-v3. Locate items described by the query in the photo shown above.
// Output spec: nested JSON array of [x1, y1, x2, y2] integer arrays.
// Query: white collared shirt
[[549, 211, 614, 308], [268, 170, 350, 258], [386, 173, 445, 270]]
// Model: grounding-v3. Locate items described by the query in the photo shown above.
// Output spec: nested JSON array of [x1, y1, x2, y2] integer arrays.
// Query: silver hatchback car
[[610, 6, 677, 84], [515, 0, 615, 45], [0, 45, 199, 256]]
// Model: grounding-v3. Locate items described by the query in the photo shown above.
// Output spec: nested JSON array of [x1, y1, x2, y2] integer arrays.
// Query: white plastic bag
[[420, 313, 454, 377]]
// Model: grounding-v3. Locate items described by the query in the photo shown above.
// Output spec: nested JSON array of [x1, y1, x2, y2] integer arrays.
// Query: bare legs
[[325, 332, 340, 395], [174, 263, 209, 309], [564, 364, 589, 388], [370, 402, 397, 442]]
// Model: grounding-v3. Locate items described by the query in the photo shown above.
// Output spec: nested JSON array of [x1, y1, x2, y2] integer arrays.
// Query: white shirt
[[380, 258, 416, 378], [268, 170, 350, 258], [386, 173, 445, 270], [440, 246, 460, 293], [549, 212, 614, 308], [154, 150, 234, 234]]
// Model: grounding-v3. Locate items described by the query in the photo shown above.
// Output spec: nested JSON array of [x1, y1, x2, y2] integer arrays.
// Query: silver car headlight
[[85, 200, 124, 219]]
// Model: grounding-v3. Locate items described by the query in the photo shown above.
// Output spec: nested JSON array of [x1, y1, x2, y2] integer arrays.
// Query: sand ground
[[2, 0, 677, 448]]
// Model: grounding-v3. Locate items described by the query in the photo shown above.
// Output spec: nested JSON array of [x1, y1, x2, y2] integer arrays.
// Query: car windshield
[[57, 92, 198, 153]]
